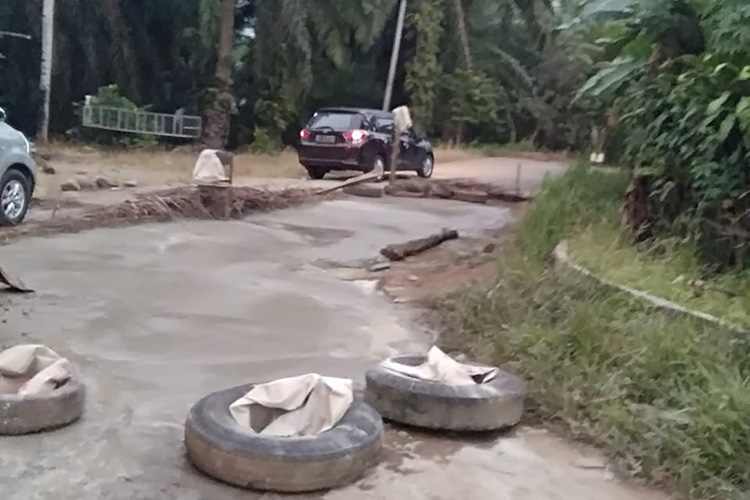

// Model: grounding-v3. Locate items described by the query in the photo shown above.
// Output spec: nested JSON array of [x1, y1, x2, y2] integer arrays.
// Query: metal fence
[[81, 105, 202, 139]]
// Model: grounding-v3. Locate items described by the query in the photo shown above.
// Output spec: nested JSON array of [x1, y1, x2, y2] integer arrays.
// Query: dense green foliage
[[442, 166, 750, 499], [575, 0, 750, 268], [0, 0, 596, 151]]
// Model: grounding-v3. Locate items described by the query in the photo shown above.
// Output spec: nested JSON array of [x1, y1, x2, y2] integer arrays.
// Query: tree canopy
[[0, 0, 597, 151]]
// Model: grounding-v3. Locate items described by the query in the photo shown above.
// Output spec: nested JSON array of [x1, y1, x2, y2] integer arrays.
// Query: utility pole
[[38, 0, 55, 143], [383, 0, 407, 112]]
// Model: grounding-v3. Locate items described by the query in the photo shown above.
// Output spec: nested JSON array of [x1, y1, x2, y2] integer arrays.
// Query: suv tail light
[[300, 129, 310, 140], [344, 129, 367, 145]]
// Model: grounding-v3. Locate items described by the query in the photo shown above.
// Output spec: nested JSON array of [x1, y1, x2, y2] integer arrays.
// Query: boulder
[[60, 179, 81, 192], [94, 176, 117, 189]]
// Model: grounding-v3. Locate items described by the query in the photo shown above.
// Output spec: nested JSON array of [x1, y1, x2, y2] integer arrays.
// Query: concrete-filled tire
[[365, 356, 525, 432], [0, 380, 86, 435], [185, 383, 384, 493]]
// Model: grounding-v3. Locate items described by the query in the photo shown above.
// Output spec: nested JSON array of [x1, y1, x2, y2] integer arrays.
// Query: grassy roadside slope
[[439, 165, 750, 499]]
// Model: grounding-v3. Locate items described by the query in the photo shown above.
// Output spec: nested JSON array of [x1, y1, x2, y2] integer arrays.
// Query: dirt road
[[0, 157, 663, 500]]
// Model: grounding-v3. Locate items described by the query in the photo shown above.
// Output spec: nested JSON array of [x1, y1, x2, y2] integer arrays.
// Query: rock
[[95, 176, 117, 189], [77, 177, 94, 191], [123, 180, 138, 188], [453, 190, 488, 204], [483, 243, 496, 254], [35, 156, 56, 175], [430, 182, 454, 199], [407, 275, 419, 282], [60, 179, 81, 192], [343, 184, 384, 198]]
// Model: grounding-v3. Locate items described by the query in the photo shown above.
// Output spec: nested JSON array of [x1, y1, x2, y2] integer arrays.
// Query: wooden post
[[515, 163, 522, 196], [390, 130, 399, 185]]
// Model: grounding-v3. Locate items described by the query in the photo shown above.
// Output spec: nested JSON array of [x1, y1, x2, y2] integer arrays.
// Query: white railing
[[82, 104, 202, 139]]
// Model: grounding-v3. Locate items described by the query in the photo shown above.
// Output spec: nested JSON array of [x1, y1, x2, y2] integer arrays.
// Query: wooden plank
[[316, 171, 381, 195]]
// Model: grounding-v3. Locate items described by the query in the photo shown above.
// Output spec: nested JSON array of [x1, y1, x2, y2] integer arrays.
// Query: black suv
[[297, 107, 434, 180]]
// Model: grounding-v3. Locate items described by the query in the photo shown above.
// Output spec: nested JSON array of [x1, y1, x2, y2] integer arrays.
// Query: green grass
[[569, 226, 750, 330], [517, 162, 630, 261], [438, 164, 750, 499]]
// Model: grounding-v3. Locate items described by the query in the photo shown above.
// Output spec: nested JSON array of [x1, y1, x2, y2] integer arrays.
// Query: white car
[[0, 107, 36, 226]]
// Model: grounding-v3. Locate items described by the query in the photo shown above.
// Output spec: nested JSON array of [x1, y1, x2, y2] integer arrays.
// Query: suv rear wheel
[[0, 169, 31, 226], [371, 155, 386, 181], [305, 166, 327, 180]]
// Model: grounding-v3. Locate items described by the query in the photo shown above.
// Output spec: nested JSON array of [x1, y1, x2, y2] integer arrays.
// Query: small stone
[[407, 275, 419, 282], [77, 177, 94, 190], [123, 180, 138, 188], [60, 179, 81, 192], [369, 262, 391, 272], [41, 164, 56, 175], [95, 176, 116, 189], [483, 243, 496, 254]]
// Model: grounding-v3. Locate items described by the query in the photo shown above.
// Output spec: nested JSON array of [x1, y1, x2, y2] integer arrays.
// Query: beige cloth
[[192, 149, 229, 184], [0, 345, 73, 395], [229, 374, 354, 437], [392, 106, 413, 133], [381, 346, 497, 386]]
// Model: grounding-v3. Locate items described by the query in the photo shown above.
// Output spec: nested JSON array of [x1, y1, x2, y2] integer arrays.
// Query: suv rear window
[[307, 112, 363, 130]]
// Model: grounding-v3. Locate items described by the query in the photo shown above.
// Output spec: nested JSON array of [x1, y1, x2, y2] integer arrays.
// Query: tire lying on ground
[[0, 380, 86, 435], [185, 383, 384, 492], [365, 356, 525, 432]]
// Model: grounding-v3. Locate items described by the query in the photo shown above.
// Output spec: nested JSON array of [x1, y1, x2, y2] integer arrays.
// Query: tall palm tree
[[202, 0, 235, 149]]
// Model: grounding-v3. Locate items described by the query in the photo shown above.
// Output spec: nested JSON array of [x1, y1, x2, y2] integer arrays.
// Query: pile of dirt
[[0, 186, 320, 246]]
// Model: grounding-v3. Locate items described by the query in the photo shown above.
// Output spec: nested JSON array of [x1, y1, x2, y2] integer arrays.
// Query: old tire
[[365, 356, 525, 432], [185, 384, 383, 492], [0, 380, 86, 435]]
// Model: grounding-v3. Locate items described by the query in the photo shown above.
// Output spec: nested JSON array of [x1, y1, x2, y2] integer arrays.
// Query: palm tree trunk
[[202, 0, 235, 149], [38, 0, 55, 143], [451, 0, 472, 70]]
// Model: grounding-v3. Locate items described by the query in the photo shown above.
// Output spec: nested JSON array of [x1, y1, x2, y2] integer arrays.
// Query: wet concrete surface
[[0, 195, 662, 500]]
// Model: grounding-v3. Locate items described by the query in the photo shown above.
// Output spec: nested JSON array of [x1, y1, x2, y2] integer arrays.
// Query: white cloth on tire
[[381, 346, 497, 386], [192, 149, 229, 184], [392, 106, 413, 133], [229, 374, 354, 437], [0, 345, 73, 395]]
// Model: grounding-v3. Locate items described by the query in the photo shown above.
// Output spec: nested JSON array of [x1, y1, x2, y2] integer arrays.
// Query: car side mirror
[[0, 108, 6, 122]]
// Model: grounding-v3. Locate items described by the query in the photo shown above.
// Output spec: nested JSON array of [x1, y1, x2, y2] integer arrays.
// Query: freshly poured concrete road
[[1, 184, 662, 498]]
